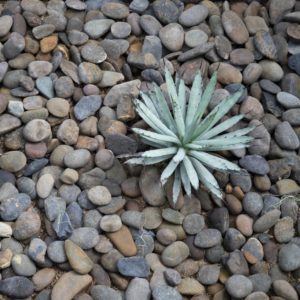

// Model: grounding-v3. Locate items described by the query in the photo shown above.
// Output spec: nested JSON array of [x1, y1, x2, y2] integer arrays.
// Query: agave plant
[[126, 69, 254, 204]]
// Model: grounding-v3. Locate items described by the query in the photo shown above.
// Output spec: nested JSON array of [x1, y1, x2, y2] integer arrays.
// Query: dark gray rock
[[226, 275, 253, 298], [243, 192, 264, 217], [152, 0, 180, 24], [0, 193, 31, 221], [0, 276, 34, 298], [288, 53, 300, 75], [239, 155, 270, 175], [74, 95, 102, 121], [52, 212, 73, 240], [274, 121, 300, 150], [225, 250, 249, 275], [152, 286, 182, 300], [194, 229, 222, 248], [278, 243, 300, 272], [105, 133, 138, 155], [91, 285, 122, 300], [249, 273, 272, 293], [69, 227, 99, 249], [197, 264, 220, 285], [223, 228, 246, 251], [117, 256, 150, 278]]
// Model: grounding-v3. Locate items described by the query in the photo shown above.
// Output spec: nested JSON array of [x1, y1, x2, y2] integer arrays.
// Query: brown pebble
[[106, 225, 137, 256], [236, 214, 253, 237]]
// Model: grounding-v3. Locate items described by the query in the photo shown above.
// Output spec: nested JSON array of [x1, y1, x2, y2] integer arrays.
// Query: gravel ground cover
[[0, 0, 300, 299]]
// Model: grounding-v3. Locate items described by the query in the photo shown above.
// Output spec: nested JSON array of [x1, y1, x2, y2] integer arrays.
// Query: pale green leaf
[[134, 99, 177, 137], [178, 79, 186, 120], [195, 89, 243, 138], [187, 136, 254, 151], [185, 71, 202, 127], [193, 91, 241, 140], [193, 71, 217, 124], [140, 92, 159, 117], [190, 109, 219, 141], [201, 115, 245, 140], [218, 126, 256, 139], [132, 128, 180, 145], [180, 163, 191, 196], [126, 155, 172, 165], [188, 151, 240, 172], [151, 84, 177, 133], [165, 68, 185, 139], [190, 157, 223, 199], [172, 169, 181, 205], [142, 147, 177, 158], [161, 148, 186, 185], [183, 156, 199, 190]]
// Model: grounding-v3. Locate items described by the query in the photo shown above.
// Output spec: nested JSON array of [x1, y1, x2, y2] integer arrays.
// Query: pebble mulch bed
[[0, 0, 300, 299]]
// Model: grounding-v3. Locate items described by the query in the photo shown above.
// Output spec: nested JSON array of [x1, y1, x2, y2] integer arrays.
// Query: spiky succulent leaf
[[150, 86, 177, 132], [180, 163, 191, 196], [132, 128, 180, 145], [189, 150, 240, 172], [201, 115, 245, 140], [190, 157, 223, 199], [185, 71, 202, 127], [165, 68, 185, 139], [126, 70, 254, 204], [134, 99, 177, 137], [172, 169, 181, 205], [193, 71, 217, 124], [161, 148, 186, 185]]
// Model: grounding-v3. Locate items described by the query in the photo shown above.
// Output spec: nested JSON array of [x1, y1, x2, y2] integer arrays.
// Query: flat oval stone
[[0, 114, 21, 136], [253, 209, 281, 233], [152, 0, 179, 24], [51, 272, 92, 300], [64, 239, 94, 274], [117, 256, 150, 277], [46, 98, 70, 117], [0, 15, 13, 37], [222, 10, 249, 45], [161, 241, 189, 267], [28, 61, 52, 78], [269, 0, 295, 24], [0, 276, 34, 298], [106, 225, 137, 256], [276, 92, 300, 108], [78, 62, 102, 84], [101, 2, 129, 19], [254, 31, 277, 60], [23, 119, 51, 142], [230, 48, 255, 65], [179, 4, 208, 27], [74, 95, 102, 121], [194, 228, 222, 248], [64, 149, 91, 169], [81, 43, 107, 64], [259, 60, 284, 82], [32, 268, 56, 292], [288, 53, 300, 76], [2, 32, 25, 60], [32, 24, 55, 39], [185, 29, 208, 48], [84, 19, 114, 39], [140, 15, 162, 36], [0, 151, 26, 173], [226, 275, 253, 298], [159, 23, 184, 52], [278, 243, 300, 272]]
